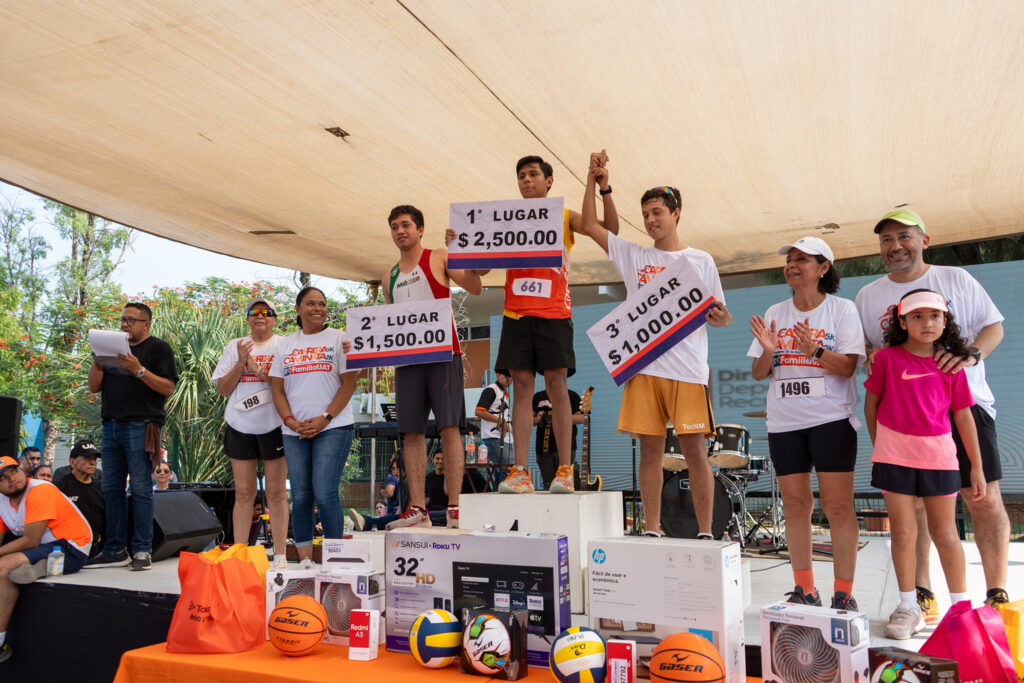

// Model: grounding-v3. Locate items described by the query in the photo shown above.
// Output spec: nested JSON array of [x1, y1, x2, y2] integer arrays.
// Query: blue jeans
[[283, 426, 353, 545], [360, 513, 399, 531], [483, 438, 513, 490], [101, 421, 154, 554]]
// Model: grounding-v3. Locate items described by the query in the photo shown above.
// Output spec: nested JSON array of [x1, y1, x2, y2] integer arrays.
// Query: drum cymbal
[[742, 410, 767, 418]]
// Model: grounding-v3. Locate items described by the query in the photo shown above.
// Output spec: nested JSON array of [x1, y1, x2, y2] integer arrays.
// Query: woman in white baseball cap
[[748, 236, 866, 610]]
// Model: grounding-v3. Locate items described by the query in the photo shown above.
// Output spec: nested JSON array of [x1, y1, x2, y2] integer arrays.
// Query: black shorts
[[395, 355, 467, 434], [767, 418, 857, 476], [872, 462, 961, 497], [224, 424, 285, 461], [495, 315, 576, 376], [951, 404, 1002, 487]]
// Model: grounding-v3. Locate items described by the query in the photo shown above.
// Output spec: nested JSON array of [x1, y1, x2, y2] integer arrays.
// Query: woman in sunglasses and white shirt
[[212, 297, 288, 569]]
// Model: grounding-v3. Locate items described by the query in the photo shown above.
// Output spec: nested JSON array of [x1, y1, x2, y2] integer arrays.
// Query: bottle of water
[[465, 437, 477, 464], [478, 442, 489, 464], [47, 545, 65, 576]]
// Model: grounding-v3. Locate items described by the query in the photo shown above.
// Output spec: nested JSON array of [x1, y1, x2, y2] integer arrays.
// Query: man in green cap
[[855, 208, 1010, 639]]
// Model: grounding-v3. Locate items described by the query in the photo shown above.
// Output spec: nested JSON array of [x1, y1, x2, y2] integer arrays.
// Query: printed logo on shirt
[[283, 346, 335, 376], [772, 326, 835, 368], [240, 353, 274, 383], [636, 265, 666, 287], [901, 370, 934, 380], [394, 273, 422, 291]]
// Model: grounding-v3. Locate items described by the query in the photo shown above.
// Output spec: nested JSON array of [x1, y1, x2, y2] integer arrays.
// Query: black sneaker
[[130, 552, 152, 571], [0, 643, 11, 663], [831, 591, 858, 610], [985, 588, 1009, 608], [84, 549, 131, 568], [785, 585, 822, 606]]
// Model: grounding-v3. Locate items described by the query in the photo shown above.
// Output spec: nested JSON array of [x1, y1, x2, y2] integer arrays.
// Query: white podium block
[[460, 491, 623, 613]]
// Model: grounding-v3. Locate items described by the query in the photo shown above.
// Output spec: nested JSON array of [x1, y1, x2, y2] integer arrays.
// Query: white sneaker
[[885, 605, 925, 639], [271, 555, 288, 571]]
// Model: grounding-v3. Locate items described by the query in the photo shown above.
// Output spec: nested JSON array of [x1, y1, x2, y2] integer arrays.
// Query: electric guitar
[[578, 387, 602, 491]]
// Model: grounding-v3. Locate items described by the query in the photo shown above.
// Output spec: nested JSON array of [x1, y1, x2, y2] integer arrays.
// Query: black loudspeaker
[[0, 396, 23, 459], [151, 491, 223, 561], [169, 484, 237, 542]]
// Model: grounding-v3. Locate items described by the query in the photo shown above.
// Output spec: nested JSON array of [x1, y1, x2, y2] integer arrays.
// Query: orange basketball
[[268, 595, 328, 656], [648, 633, 725, 683]]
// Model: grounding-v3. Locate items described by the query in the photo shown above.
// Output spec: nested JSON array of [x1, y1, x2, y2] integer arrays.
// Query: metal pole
[[369, 366, 377, 512]]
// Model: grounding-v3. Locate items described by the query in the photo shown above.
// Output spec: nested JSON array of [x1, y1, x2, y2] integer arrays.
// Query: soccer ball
[[410, 609, 462, 668], [463, 614, 511, 674]]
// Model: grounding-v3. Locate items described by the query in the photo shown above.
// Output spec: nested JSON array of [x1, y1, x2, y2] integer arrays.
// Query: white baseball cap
[[777, 236, 835, 263]]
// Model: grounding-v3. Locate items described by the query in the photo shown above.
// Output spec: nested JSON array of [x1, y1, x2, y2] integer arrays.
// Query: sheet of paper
[[89, 329, 131, 370]]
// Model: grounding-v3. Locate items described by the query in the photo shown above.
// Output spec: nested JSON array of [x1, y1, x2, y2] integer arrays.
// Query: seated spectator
[[152, 463, 173, 491], [56, 441, 104, 557], [0, 455, 92, 664], [32, 466, 52, 482], [425, 452, 486, 525], [18, 448, 40, 476], [52, 455, 101, 488], [348, 453, 407, 531]]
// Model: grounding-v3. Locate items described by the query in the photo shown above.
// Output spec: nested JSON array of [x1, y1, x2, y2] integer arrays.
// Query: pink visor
[[898, 291, 948, 316]]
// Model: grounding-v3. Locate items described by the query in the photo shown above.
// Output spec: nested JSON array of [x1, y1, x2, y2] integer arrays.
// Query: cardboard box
[[321, 538, 373, 572], [348, 609, 380, 660], [587, 537, 745, 682], [461, 490, 623, 613], [315, 571, 385, 645], [607, 638, 637, 683], [265, 568, 318, 639], [385, 527, 570, 668], [459, 608, 528, 680], [760, 601, 870, 683], [869, 647, 959, 682]]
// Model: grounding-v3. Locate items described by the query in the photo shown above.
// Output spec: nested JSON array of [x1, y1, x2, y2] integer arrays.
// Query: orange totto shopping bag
[[996, 599, 1024, 683], [165, 544, 269, 653]]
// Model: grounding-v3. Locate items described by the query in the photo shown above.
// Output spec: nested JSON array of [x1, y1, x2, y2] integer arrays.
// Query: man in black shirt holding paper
[[85, 302, 177, 571]]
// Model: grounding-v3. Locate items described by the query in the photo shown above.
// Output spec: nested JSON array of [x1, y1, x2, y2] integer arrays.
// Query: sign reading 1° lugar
[[447, 197, 564, 270], [345, 298, 454, 370], [588, 257, 715, 386]]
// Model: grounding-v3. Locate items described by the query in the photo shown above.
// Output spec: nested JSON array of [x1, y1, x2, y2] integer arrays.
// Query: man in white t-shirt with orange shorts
[[579, 152, 732, 537]]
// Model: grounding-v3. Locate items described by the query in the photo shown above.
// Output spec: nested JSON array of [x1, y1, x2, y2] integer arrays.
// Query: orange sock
[[834, 578, 854, 596], [794, 569, 816, 595]]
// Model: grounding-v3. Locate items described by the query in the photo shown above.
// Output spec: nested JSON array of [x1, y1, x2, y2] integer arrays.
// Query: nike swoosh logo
[[901, 370, 934, 380]]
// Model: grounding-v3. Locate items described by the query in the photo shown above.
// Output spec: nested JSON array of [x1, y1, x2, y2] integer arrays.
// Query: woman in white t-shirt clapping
[[748, 237, 866, 610], [270, 287, 358, 562], [212, 297, 288, 569]]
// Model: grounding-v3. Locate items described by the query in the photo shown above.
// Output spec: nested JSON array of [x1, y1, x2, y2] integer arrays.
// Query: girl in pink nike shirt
[[864, 288, 986, 639]]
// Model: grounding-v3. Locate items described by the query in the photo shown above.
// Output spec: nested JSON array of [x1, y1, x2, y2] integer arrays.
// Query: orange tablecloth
[[114, 641, 763, 682]]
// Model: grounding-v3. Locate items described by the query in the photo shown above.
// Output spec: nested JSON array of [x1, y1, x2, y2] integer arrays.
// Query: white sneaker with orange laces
[[549, 464, 575, 494]]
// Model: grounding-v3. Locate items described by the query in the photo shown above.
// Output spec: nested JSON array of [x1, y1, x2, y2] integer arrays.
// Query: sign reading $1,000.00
[[345, 298, 453, 370], [587, 257, 716, 386], [447, 197, 564, 270]]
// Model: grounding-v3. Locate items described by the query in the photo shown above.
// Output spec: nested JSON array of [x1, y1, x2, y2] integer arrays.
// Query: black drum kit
[[659, 412, 786, 550]]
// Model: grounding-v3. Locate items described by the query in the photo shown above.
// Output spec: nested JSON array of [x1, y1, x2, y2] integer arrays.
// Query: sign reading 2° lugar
[[345, 298, 454, 370], [447, 197, 564, 270], [588, 257, 715, 386]]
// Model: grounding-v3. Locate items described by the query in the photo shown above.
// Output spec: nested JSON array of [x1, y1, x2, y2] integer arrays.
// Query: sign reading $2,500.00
[[587, 257, 716, 386], [345, 298, 453, 370], [447, 197, 564, 270]]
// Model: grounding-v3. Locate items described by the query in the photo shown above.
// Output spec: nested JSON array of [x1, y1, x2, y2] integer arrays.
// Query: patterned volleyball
[[410, 609, 462, 668], [463, 613, 512, 674], [550, 627, 607, 683]]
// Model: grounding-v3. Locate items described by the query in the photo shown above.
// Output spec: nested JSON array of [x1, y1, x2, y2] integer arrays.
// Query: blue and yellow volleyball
[[550, 627, 607, 683], [409, 609, 462, 668]]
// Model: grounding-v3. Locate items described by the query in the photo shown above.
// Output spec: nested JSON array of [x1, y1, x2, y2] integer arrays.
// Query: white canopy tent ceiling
[[2, 1, 1024, 287]]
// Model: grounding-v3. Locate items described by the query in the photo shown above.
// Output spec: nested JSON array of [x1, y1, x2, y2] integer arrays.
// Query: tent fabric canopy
[[2, 1, 1023, 285]]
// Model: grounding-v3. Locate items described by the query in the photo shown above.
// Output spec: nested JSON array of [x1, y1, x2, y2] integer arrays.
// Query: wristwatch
[[811, 345, 825, 360], [967, 346, 982, 365], [135, 367, 146, 378], [321, 411, 334, 422], [599, 186, 613, 196]]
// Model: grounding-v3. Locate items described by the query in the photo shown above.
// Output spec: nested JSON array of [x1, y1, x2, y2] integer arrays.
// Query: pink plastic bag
[[919, 601, 1015, 683]]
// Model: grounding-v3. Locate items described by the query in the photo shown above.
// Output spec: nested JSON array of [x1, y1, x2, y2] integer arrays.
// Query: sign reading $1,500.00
[[345, 298, 453, 370], [447, 197, 564, 270], [587, 257, 716, 386]]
